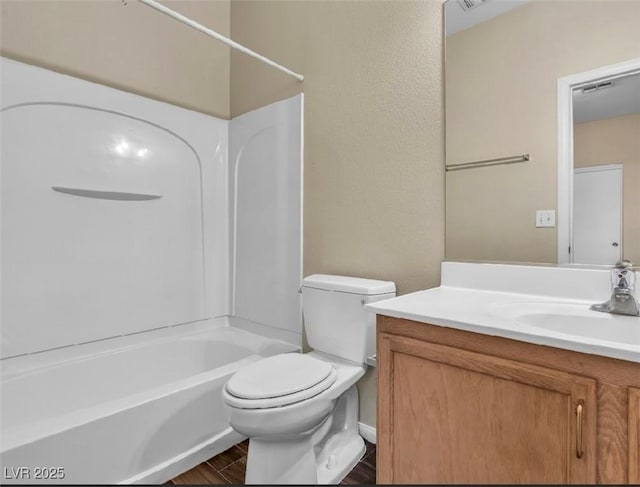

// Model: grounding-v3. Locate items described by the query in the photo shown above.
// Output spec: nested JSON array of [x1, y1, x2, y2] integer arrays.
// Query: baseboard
[[358, 422, 376, 445]]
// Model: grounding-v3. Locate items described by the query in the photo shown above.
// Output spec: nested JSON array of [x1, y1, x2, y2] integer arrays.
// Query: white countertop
[[367, 285, 640, 363]]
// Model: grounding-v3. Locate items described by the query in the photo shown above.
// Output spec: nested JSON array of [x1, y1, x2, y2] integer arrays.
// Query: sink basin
[[489, 302, 640, 346]]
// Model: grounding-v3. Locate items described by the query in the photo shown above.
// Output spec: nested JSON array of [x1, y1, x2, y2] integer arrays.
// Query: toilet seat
[[224, 354, 338, 409]]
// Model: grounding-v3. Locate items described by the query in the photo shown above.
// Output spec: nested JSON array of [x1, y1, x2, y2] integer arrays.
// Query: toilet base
[[244, 385, 365, 484]]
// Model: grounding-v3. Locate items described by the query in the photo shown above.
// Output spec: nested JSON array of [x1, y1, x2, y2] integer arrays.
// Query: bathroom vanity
[[369, 263, 640, 484]]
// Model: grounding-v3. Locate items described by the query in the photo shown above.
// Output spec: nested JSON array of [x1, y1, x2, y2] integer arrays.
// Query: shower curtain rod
[[132, 0, 304, 82]]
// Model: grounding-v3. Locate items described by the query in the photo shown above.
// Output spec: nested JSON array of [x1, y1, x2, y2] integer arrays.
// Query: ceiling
[[573, 72, 640, 124], [444, 0, 530, 37]]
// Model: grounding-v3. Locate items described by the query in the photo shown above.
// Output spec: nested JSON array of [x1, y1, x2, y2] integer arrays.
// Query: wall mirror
[[444, 0, 640, 266]]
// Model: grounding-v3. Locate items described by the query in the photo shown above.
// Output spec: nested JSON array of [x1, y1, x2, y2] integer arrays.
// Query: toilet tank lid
[[302, 274, 396, 295]]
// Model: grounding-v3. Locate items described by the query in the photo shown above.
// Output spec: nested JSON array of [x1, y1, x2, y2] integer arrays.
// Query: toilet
[[222, 274, 396, 484]]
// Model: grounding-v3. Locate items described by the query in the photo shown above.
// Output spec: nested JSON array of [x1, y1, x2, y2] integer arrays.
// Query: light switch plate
[[536, 210, 556, 228]]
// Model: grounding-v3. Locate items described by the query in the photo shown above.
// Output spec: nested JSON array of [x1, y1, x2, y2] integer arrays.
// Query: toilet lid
[[225, 353, 335, 401]]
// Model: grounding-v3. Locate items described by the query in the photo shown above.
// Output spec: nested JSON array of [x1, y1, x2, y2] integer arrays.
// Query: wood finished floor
[[168, 439, 376, 485]]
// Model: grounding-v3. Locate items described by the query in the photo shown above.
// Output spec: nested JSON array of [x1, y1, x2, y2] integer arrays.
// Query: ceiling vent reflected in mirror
[[457, 0, 489, 12], [581, 81, 614, 94], [445, 0, 530, 37]]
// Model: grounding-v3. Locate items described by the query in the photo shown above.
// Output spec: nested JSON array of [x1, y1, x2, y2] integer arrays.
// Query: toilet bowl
[[223, 352, 366, 484], [223, 274, 396, 484]]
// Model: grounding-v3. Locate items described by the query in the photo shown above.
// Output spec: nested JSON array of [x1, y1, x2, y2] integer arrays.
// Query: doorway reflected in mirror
[[572, 72, 640, 265]]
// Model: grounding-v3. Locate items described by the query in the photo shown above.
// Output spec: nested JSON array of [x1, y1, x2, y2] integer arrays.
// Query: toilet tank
[[302, 275, 396, 364]]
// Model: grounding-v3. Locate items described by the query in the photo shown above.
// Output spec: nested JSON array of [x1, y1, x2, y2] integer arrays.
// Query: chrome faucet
[[590, 260, 640, 316]]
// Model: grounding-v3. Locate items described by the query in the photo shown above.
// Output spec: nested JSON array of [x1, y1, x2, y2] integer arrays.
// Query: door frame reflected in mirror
[[556, 57, 640, 264]]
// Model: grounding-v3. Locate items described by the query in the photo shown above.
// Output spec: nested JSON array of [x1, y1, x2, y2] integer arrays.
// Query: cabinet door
[[378, 333, 597, 484], [630, 387, 640, 484]]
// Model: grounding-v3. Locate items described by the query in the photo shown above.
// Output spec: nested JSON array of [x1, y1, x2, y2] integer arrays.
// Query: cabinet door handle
[[576, 400, 584, 458]]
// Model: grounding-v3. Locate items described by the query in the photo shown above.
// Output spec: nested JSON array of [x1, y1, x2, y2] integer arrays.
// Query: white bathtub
[[0, 319, 297, 484]]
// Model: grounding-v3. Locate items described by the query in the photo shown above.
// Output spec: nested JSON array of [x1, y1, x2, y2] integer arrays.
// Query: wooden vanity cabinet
[[377, 315, 640, 484], [630, 387, 640, 483]]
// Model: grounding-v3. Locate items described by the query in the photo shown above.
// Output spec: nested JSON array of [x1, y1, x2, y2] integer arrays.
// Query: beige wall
[[0, 0, 230, 118], [574, 113, 640, 264], [445, 0, 640, 263], [230, 0, 445, 427]]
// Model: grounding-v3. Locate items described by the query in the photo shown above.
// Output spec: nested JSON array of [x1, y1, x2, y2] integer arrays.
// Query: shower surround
[[0, 58, 303, 484]]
